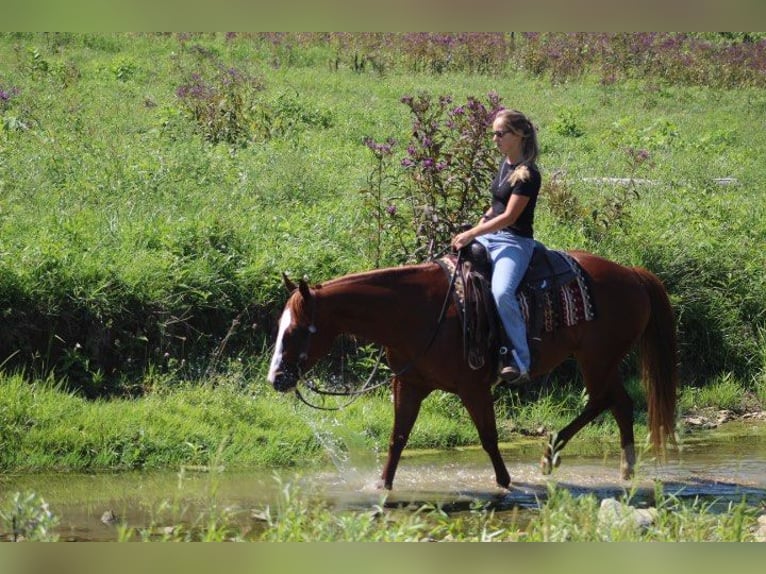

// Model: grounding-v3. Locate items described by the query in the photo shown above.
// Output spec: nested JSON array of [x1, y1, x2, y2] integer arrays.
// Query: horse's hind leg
[[609, 383, 636, 479], [540, 394, 610, 475], [539, 357, 618, 473], [379, 378, 430, 490], [541, 365, 635, 480]]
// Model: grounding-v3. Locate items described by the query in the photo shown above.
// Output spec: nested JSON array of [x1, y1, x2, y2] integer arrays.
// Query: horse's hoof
[[497, 476, 511, 490], [540, 455, 552, 475], [620, 445, 636, 480], [541, 449, 562, 474]]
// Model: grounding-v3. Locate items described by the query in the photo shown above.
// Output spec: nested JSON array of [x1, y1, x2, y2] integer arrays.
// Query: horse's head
[[267, 274, 329, 393]]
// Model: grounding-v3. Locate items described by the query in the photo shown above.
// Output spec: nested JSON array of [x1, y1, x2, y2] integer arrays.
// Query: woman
[[451, 109, 541, 383]]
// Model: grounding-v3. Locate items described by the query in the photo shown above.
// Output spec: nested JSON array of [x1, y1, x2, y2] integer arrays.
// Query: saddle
[[437, 241, 595, 371]]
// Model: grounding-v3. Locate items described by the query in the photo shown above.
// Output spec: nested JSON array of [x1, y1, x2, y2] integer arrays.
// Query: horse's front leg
[[379, 378, 430, 490], [460, 389, 511, 489]]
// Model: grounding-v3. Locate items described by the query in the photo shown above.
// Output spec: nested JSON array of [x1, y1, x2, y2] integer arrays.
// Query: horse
[[267, 249, 678, 490]]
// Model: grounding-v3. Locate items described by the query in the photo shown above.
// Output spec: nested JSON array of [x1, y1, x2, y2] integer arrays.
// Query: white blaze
[[267, 308, 293, 383]]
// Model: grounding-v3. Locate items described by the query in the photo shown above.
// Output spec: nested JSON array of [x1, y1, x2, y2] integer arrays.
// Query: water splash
[[305, 412, 379, 489]]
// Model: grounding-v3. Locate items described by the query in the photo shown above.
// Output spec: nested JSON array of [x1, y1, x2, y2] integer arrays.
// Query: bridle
[[292, 283, 391, 410], [292, 249, 464, 411]]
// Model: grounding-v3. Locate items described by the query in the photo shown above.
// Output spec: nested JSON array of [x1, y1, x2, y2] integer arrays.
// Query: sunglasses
[[490, 129, 514, 138]]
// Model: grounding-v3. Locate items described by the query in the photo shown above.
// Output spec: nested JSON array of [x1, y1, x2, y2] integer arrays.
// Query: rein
[[295, 248, 464, 411], [295, 347, 388, 411]]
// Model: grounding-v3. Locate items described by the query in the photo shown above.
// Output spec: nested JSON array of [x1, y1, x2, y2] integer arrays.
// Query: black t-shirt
[[488, 160, 541, 238]]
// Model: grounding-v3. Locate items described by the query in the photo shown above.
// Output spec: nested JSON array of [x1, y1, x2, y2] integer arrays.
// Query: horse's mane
[[317, 262, 437, 291]]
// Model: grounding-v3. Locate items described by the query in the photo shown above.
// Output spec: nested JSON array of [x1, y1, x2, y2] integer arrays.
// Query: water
[[3, 420, 766, 540], [317, 421, 766, 514]]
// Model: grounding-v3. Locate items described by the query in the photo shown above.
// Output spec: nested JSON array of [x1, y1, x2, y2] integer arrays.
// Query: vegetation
[[2, 477, 761, 542], [1, 368, 763, 474], [1, 35, 766, 539], [1, 32, 764, 394]]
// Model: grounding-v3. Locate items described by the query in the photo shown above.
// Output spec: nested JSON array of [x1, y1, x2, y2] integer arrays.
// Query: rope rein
[[295, 248, 463, 410]]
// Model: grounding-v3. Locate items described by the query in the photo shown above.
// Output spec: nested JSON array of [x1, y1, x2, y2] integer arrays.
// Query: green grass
[[0, 372, 319, 471], [2, 367, 763, 475], [0, 370, 483, 472], [1, 32, 765, 482], [0, 33, 764, 393], [678, 372, 744, 413]]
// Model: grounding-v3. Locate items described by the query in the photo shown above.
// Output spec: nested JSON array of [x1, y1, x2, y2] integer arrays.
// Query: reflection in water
[[3, 421, 766, 541]]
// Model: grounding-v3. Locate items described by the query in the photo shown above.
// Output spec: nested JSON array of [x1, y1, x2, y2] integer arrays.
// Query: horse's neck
[[321, 264, 440, 345]]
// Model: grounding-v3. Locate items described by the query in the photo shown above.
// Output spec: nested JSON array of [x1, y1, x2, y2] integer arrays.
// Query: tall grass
[[0, 32, 764, 395], [0, 371, 483, 472], [2, 36, 765, 543], [4, 364, 762, 475]]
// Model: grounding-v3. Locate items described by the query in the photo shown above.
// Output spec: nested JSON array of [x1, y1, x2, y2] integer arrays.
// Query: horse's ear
[[298, 277, 312, 300], [282, 272, 298, 293]]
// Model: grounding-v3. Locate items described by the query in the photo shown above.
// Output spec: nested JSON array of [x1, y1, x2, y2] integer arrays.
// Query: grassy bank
[[0, 33, 765, 395], [1, 32, 766, 480], [2, 367, 764, 474], [2, 33, 766, 543], [0, 371, 474, 472]]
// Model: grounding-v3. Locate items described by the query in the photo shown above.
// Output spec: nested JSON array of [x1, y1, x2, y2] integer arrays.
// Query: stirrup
[[498, 346, 529, 383], [500, 369, 530, 384], [498, 345, 512, 368]]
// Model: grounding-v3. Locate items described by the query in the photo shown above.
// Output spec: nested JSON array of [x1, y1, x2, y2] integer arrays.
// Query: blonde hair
[[508, 164, 531, 186], [495, 109, 539, 185]]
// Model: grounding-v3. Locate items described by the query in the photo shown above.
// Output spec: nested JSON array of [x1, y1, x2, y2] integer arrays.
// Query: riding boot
[[498, 341, 529, 384]]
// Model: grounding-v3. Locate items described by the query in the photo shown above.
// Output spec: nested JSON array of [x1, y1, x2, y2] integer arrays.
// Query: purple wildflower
[[364, 136, 396, 157], [0, 85, 19, 105]]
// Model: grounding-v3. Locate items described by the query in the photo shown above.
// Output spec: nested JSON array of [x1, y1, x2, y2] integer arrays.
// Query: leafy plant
[[258, 91, 335, 138], [551, 107, 585, 138], [361, 92, 503, 264], [111, 55, 137, 82], [0, 492, 60, 542], [544, 146, 651, 244], [175, 65, 264, 145]]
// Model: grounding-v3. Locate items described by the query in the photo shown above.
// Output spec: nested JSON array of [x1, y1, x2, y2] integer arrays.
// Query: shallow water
[[3, 420, 766, 541]]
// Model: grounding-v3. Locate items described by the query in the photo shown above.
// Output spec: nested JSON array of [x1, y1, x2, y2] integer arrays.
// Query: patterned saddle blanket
[[437, 241, 596, 370]]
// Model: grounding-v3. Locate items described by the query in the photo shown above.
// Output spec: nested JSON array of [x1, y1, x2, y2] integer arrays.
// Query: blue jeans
[[477, 231, 536, 373]]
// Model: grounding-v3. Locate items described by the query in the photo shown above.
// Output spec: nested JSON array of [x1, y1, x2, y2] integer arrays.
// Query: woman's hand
[[451, 229, 476, 251]]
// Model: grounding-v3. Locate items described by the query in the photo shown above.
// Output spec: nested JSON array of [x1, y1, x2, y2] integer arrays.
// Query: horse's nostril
[[271, 371, 297, 393]]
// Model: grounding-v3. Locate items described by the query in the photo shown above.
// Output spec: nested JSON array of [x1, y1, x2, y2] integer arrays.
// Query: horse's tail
[[633, 267, 679, 452]]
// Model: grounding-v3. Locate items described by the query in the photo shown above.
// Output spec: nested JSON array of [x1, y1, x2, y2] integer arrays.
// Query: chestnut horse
[[267, 251, 678, 490]]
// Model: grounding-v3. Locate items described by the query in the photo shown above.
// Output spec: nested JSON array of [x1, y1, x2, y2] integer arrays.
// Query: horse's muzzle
[[269, 370, 299, 393]]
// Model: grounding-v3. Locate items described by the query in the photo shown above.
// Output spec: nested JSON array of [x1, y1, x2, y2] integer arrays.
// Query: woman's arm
[[452, 195, 530, 250]]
